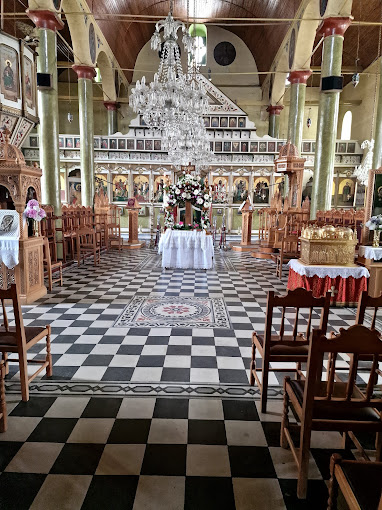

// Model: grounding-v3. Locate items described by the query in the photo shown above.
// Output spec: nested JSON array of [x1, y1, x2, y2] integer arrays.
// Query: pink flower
[[26, 208, 38, 220], [38, 208, 46, 219], [179, 221, 183, 225]]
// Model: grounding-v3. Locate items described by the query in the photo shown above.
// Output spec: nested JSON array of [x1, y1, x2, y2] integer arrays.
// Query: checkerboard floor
[[1, 393, 374, 510], [4, 247, 381, 387]]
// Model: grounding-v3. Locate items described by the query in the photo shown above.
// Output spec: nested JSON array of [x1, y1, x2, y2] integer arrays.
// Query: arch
[[341, 110, 352, 140]]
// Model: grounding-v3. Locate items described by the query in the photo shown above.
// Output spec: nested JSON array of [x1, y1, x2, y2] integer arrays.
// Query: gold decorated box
[[299, 225, 357, 266]]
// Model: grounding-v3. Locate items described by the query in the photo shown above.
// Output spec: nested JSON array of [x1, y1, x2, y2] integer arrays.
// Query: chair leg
[[18, 348, 29, 402], [0, 362, 7, 433], [78, 248, 81, 267], [280, 377, 290, 449], [376, 432, 382, 461], [249, 341, 256, 386], [327, 454, 341, 510], [46, 327, 53, 378], [297, 424, 312, 499], [260, 357, 269, 413], [2, 352, 9, 375]]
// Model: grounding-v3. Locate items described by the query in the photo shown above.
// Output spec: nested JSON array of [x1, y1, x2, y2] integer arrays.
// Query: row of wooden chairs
[[315, 208, 365, 227]]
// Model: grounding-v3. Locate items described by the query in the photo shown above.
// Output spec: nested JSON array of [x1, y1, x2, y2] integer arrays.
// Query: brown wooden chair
[[43, 237, 63, 291], [76, 228, 101, 267], [275, 235, 300, 279], [281, 325, 382, 499], [0, 285, 52, 401], [327, 454, 382, 510], [0, 360, 7, 432], [250, 288, 331, 413], [107, 223, 122, 251]]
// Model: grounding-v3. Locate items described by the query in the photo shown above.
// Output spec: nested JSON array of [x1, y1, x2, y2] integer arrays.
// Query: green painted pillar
[[266, 105, 283, 138], [372, 58, 382, 169], [311, 17, 351, 219], [104, 101, 119, 135], [73, 65, 96, 207], [287, 70, 311, 152], [27, 10, 63, 214]]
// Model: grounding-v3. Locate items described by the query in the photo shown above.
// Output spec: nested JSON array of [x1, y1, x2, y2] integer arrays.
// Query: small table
[[357, 246, 382, 298], [158, 229, 214, 269], [287, 259, 369, 306]]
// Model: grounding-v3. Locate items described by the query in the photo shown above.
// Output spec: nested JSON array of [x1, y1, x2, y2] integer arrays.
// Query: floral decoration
[[164, 174, 211, 229], [365, 214, 382, 230], [24, 199, 46, 222]]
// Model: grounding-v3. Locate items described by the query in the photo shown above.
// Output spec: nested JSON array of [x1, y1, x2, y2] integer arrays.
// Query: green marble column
[[287, 70, 311, 151], [311, 17, 351, 219], [73, 65, 96, 207], [27, 10, 63, 214], [266, 105, 283, 138], [104, 102, 118, 135], [372, 58, 382, 169]]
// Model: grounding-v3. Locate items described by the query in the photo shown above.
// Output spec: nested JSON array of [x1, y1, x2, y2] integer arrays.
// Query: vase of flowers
[[24, 199, 46, 237], [365, 214, 382, 247]]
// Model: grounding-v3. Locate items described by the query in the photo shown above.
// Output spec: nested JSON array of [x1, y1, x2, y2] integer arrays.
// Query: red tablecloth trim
[[287, 268, 368, 307]]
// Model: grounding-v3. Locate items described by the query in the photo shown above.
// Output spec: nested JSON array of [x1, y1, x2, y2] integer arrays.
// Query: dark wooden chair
[[0, 285, 52, 401], [327, 454, 382, 510], [281, 325, 382, 499], [275, 235, 300, 279], [43, 237, 63, 291], [250, 288, 331, 413], [76, 228, 101, 267], [0, 360, 6, 432]]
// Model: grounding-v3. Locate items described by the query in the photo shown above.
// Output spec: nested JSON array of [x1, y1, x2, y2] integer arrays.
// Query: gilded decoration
[[28, 249, 39, 287], [300, 225, 357, 266]]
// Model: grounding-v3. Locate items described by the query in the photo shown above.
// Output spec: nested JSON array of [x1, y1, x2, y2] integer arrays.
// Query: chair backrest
[[76, 228, 96, 245], [304, 326, 382, 413], [356, 291, 382, 332], [0, 284, 26, 346], [316, 210, 325, 222], [265, 288, 331, 343], [331, 209, 343, 226], [324, 210, 333, 223], [342, 209, 354, 226]]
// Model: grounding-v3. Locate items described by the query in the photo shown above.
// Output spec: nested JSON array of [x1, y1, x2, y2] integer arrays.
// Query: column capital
[[72, 65, 97, 80], [288, 70, 312, 85], [103, 101, 119, 111], [317, 17, 352, 38], [266, 105, 284, 115], [26, 9, 64, 31]]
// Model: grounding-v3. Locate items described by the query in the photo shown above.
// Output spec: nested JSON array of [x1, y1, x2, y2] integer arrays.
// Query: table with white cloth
[[158, 229, 214, 269], [357, 245, 382, 298], [287, 259, 370, 306]]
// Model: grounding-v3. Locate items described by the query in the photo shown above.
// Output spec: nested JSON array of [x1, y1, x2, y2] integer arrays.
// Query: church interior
[[0, 0, 382, 508]]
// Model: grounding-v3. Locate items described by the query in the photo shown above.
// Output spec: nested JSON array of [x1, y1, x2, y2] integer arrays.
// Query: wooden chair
[[250, 288, 331, 413], [0, 360, 6, 432], [275, 235, 300, 279], [76, 228, 101, 267], [0, 285, 52, 401], [281, 325, 382, 499], [327, 454, 382, 510], [107, 223, 122, 251], [332, 209, 343, 226], [42, 237, 63, 291]]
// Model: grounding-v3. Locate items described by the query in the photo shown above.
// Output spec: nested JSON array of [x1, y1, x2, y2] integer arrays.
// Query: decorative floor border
[[5, 380, 284, 400]]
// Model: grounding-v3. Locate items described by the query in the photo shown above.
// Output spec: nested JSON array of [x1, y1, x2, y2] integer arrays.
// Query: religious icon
[[338, 143, 346, 153], [29, 136, 38, 147], [154, 140, 161, 151], [145, 140, 153, 151], [220, 117, 228, 128], [118, 139, 126, 150], [69, 180, 81, 205], [23, 56, 34, 109], [238, 117, 245, 128], [338, 178, 355, 206], [101, 138, 108, 149], [268, 142, 275, 152], [74, 138, 80, 148], [253, 176, 270, 204], [133, 175, 149, 202], [303, 142, 311, 153], [374, 177, 382, 215], [229, 117, 237, 128], [110, 139, 117, 149], [203, 117, 210, 128], [127, 139, 134, 150], [66, 138, 73, 148], [232, 142, 239, 153], [154, 175, 165, 202], [250, 142, 258, 153], [93, 138, 100, 149], [95, 174, 108, 195], [259, 142, 267, 152], [211, 117, 219, 127], [215, 141, 222, 152], [136, 140, 144, 150], [1, 45, 19, 102], [233, 177, 248, 203], [223, 141, 231, 152], [311, 142, 316, 152], [347, 142, 356, 153], [113, 174, 129, 201], [241, 142, 248, 152], [212, 176, 228, 203], [277, 141, 284, 151], [59, 137, 64, 148]]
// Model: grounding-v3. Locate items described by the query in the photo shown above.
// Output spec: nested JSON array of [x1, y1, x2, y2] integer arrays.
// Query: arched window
[[189, 24, 207, 67], [341, 111, 352, 140]]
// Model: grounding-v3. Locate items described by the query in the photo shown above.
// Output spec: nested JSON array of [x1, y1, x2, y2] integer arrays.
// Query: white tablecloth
[[288, 259, 370, 279], [158, 230, 214, 269], [358, 245, 382, 261]]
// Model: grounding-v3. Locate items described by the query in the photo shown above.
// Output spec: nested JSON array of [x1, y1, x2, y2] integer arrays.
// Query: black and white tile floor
[[1, 248, 381, 509]]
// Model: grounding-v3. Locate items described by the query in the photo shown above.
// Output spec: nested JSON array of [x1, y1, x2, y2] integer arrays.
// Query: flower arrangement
[[164, 174, 212, 230], [365, 214, 382, 230], [24, 199, 46, 221]]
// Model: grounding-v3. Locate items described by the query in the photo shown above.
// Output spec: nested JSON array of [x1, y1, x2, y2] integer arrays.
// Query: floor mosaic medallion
[[114, 296, 231, 329]]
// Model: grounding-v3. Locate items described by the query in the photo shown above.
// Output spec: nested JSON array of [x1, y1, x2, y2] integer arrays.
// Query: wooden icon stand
[[123, 198, 144, 249], [231, 198, 259, 252]]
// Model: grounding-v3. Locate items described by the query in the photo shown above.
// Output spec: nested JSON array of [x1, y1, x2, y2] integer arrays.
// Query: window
[[341, 110, 352, 140], [189, 24, 207, 67]]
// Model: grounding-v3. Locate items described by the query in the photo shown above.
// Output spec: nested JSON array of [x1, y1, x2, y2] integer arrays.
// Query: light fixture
[[306, 107, 312, 128]]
